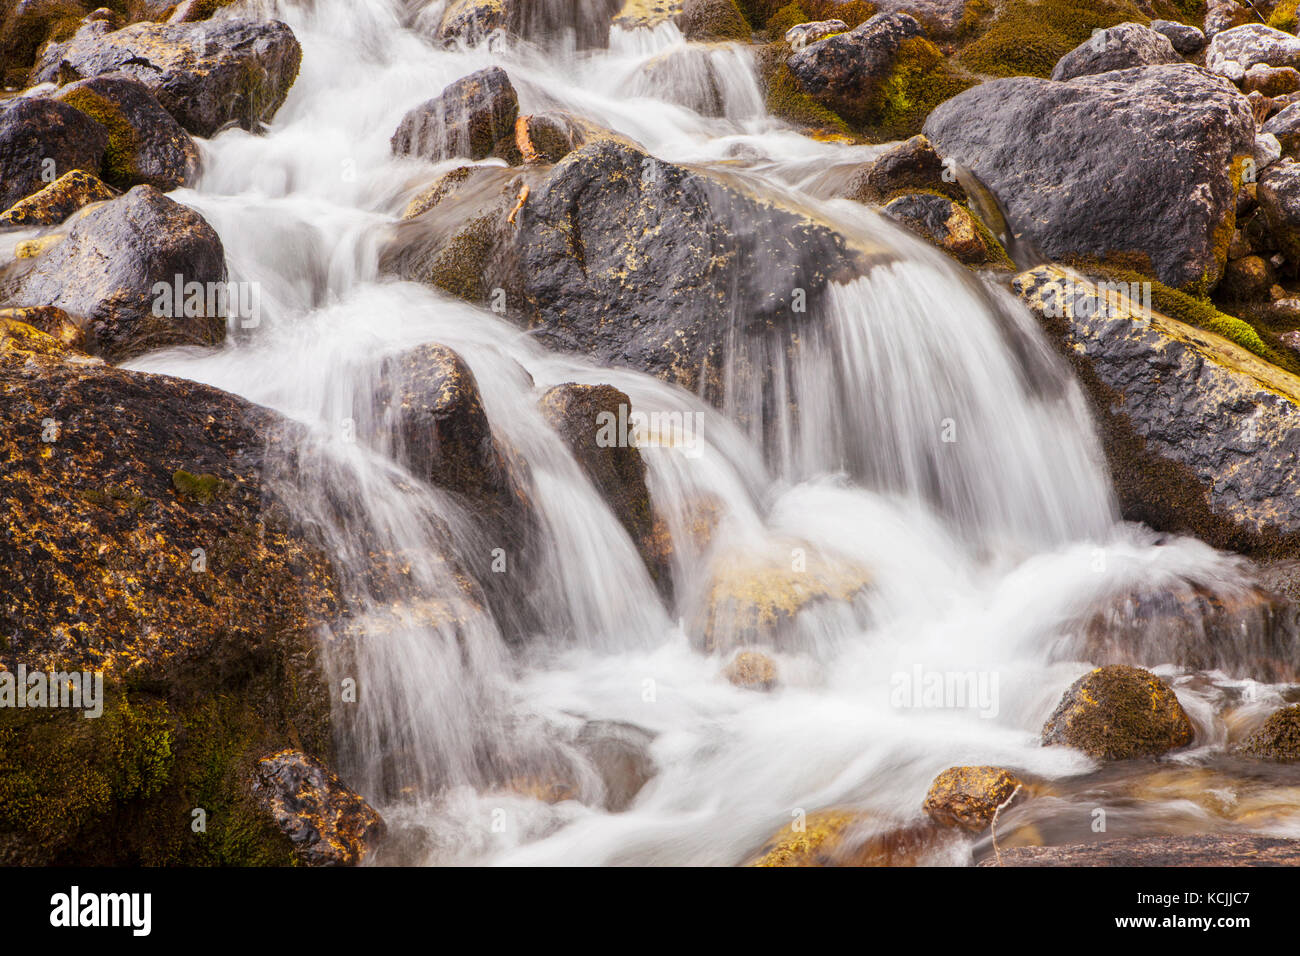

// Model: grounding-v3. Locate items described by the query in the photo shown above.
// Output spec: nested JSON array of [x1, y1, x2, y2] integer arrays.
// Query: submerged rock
[[926, 65, 1255, 292], [539, 383, 672, 601], [251, 750, 386, 866], [0, 185, 227, 362], [391, 66, 519, 163], [31, 17, 303, 137], [723, 649, 778, 690], [1050, 22, 1180, 82], [0, 96, 107, 210], [923, 766, 1023, 831], [0, 168, 114, 227], [1041, 665, 1195, 760], [1241, 704, 1300, 761]]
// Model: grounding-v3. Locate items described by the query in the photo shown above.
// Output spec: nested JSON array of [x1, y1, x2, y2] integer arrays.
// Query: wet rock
[[842, 134, 964, 204], [514, 111, 590, 164], [0, 0, 90, 87], [883, 191, 1005, 265], [723, 649, 778, 690], [1150, 18, 1206, 55], [784, 19, 846, 48], [539, 383, 672, 600], [31, 17, 303, 137], [0, 96, 107, 210], [0, 304, 84, 347], [0, 168, 113, 227], [0, 334, 343, 865], [54, 74, 200, 191], [625, 45, 733, 117], [1041, 665, 1195, 760], [1242, 704, 1300, 760], [251, 750, 386, 866], [391, 66, 519, 163], [923, 766, 1023, 831], [1207, 24, 1300, 77], [696, 548, 871, 652], [678, 0, 750, 41], [746, 810, 963, 866], [1050, 22, 1181, 82], [576, 721, 655, 812], [983, 834, 1300, 866], [436, 0, 508, 44], [1016, 265, 1300, 552], [0, 185, 227, 362], [926, 65, 1255, 292], [787, 12, 972, 134]]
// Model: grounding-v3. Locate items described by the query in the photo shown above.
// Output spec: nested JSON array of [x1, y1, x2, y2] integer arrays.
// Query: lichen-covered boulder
[[0, 95, 107, 209], [0, 168, 113, 227], [923, 766, 1023, 831], [746, 811, 962, 866], [1041, 665, 1195, 760], [251, 750, 385, 866], [1241, 704, 1300, 761], [435, 0, 508, 44], [1015, 265, 1300, 553], [31, 17, 303, 137], [1207, 23, 1300, 78], [925, 65, 1255, 292], [883, 192, 1006, 265], [613, 0, 683, 30], [1150, 18, 1206, 55], [842, 134, 964, 204], [723, 649, 778, 690], [514, 111, 589, 163], [787, 12, 972, 136], [54, 73, 201, 191], [0, 331, 346, 865], [539, 383, 671, 600], [0, 185, 226, 362], [391, 66, 519, 162], [1204, 0, 1253, 40], [1050, 22, 1181, 82], [677, 0, 751, 40]]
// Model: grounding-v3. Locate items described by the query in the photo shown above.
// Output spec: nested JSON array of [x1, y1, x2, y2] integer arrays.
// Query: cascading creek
[[119, 0, 1300, 865]]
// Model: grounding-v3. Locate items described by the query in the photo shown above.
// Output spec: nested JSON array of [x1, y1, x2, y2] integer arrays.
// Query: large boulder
[[868, 0, 984, 40], [925, 65, 1256, 292], [1206, 23, 1300, 78], [0, 185, 228, 362], [390, 66, 519, 163], [1015, 265, 1300, 553], [0, 325, 346, 864], [539, 383, 672, 600], [678, 0, 751, 40], [54, 73, 201, 191], [882, 192, 1006, 265], [1041, 665, 1195, 760], [1050, 22, 1181, 82], [31, 17, 303, 137], [0, 96, 107, 210]]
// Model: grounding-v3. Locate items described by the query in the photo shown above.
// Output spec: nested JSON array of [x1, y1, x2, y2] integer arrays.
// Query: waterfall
[[125, 0, 1282, 864]]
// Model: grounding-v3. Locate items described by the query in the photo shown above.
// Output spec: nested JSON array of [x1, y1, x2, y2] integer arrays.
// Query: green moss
[[768, 1, 812, 37], [867, 37, 976, 139], [958, 0, 1152, 78], [172, 469, 228, 504], [1268, 0, 1298, 30], [766, 60, 853, 133], [429, 214, 499, 302], [57, 88, 138, 190]]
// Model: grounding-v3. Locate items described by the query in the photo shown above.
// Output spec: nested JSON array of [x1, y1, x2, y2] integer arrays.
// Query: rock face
[[985, 835, 1300, 866], [0, 185, 227, 362], [1242, 704, 1300, 760], [0, 96, 107, 210], [1149, 18, 1206, 55], [1207, 24, 1300, 77], [251, 750, 386, 866], [925, 65, 1255, 292], [0, 325, 344, 865], [31, 18, 303, 137], [390, 67, 519, 162], [1015, 265, 1300, 553], [1041, 665, 1195, 760], [54, 74, 201, 191], [1050, 22, 1181, 82], [539, 384, 672, 600], [923, 766, 1023, 831], [0, 168, 114, 227]]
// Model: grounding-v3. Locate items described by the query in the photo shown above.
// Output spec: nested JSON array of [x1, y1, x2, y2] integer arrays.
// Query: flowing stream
[[126, 0, 1300, 864]]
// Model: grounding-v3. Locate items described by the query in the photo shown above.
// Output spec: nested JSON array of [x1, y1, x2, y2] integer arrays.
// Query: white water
[[126, 0, 1298, 864]]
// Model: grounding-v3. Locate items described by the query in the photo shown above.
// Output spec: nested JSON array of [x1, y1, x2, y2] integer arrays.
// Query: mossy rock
[[0, 169, 115, 228], [1041, 665, 1195, 760], [957, 0, 1153, 78], [746, 810, 959, 865], [922, 765, 1022, 830], [756, 42, 853, 133], [678, 0, 753, 39], [1242, 704, 1300, 761]]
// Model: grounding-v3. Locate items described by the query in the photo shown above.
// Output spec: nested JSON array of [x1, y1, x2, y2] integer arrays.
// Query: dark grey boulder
[[0, 96, 107, 209], [31, 17, 303, 137], [925, 64, 1255, 291], [391, 66, 519, 162], [1050, 22, 1181, 82]]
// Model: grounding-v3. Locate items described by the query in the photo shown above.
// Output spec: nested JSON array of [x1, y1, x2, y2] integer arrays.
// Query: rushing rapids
[[110, 0, 1300, 864]]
